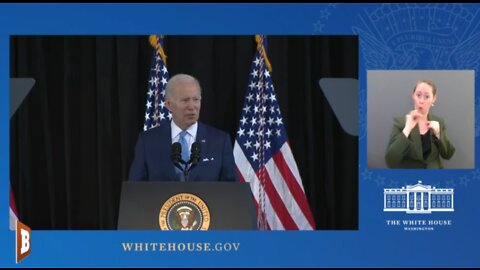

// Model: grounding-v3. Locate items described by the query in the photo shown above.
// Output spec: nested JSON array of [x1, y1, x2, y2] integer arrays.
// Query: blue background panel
[[1, 3, 479, 267]]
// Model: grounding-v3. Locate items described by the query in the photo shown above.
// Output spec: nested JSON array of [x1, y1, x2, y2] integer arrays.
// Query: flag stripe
[[280, 143, 316, 227], [265, 156, 307, 228], [273, 146, 315, 228], [237, 141, 304, 230], [234, 142, 284, 229], [266, 155, 306, 230], [261, 162, 299, 230], [265, 155, 310, 229], [282, 141, 305, 190]]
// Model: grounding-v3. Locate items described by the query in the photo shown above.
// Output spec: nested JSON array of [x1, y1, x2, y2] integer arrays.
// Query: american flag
[[234, 36, 316, 230], [144, 35, 171, 131]]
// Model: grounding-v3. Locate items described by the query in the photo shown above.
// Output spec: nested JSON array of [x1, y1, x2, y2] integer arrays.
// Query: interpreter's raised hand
[[402, 110, 423, 137], [427, 120, 440, 139]]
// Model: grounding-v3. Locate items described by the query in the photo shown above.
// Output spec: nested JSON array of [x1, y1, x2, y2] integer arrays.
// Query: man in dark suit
[[129, 74, 238, 182]]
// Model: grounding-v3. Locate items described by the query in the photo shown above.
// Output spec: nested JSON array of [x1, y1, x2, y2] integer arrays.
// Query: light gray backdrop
[[367, 70, 474, 169]]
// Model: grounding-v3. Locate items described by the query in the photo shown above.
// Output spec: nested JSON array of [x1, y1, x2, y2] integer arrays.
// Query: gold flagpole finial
[[255, 35, 272, 72], [149, 35, 168, 65]]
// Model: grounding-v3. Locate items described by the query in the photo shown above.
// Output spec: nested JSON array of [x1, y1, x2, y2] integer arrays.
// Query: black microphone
[[188, 142, 201, 170], [171, 142, 185, 172]]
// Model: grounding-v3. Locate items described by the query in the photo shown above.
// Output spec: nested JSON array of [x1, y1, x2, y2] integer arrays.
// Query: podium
[[117, 181, 257, 230]]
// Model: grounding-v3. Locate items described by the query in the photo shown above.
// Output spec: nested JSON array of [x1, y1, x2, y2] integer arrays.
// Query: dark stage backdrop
[[10, 36, 358, 230]]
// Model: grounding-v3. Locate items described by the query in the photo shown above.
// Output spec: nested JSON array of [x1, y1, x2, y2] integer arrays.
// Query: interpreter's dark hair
[[413, 79, 437, 96]]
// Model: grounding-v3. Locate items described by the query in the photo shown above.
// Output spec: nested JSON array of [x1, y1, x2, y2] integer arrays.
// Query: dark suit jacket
[[129, 122, 238, 181], [385, 113, 455, 169]]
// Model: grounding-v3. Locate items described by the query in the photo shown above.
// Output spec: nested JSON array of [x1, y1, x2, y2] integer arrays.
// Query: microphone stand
[[172, 142, 201, 182], [173, 156, 193, 181], [183, 167, 190, 182], [184, 160, 200, 182]]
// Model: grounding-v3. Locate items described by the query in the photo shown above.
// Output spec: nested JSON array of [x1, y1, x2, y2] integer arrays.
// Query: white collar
[[171, 121, 198, 139]]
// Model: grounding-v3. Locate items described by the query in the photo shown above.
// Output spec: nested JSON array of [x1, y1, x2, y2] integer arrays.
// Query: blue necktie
[[179, 130, 190, 164], [176, 130, 190, 181]]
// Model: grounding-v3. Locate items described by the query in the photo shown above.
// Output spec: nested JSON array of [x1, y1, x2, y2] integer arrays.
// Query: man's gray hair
[[165, 74, 202, 98]]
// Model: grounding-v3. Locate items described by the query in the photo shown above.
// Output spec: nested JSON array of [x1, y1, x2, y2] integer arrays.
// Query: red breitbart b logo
[[15, 220, 31, 263]]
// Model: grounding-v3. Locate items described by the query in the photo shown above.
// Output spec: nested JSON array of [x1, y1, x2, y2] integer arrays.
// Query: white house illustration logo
[[384, 180, 454, 214]]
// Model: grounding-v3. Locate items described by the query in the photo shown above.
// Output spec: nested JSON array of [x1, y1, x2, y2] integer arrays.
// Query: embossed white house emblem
[[384, 180, 454, 214]]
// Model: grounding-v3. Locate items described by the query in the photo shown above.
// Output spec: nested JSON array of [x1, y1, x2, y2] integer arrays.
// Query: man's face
[[166, 81, 201, 130]]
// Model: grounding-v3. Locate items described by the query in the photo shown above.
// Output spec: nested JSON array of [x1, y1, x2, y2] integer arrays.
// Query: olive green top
[[385, 114, 455, 169]]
